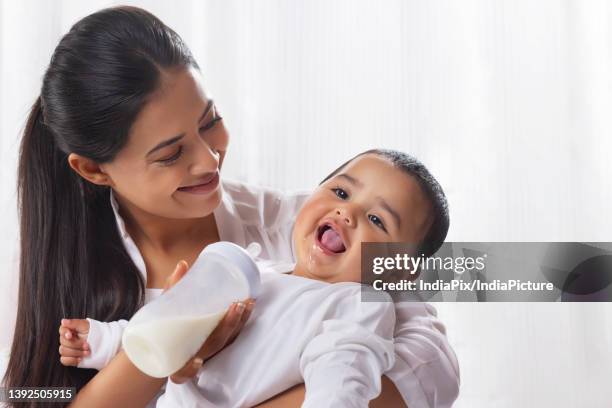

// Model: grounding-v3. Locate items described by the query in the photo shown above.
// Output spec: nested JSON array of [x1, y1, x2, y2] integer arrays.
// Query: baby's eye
[[368, 214, 387, 232], [331, 187, 349, 200]]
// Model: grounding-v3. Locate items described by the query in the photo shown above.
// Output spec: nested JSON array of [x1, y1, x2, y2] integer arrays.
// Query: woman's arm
[[70, 262, 255, 407], [71, 302, 252, 408], [255, 376, 407, 408], [70, 350, 165, 408], [372, 376, 408, 408]]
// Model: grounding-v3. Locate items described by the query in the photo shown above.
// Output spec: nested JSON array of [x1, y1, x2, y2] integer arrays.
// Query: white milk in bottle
[[122, 242, 261, 378]]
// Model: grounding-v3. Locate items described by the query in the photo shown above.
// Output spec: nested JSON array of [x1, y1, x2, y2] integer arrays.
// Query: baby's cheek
[[348, 230, 387, 282], [293, 199, 317, 227], [342, 248, 364, 283], [293, 197, 327, 238]]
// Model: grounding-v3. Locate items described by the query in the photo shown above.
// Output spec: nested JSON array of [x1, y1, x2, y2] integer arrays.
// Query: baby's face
[[292, 154, 433, 283]]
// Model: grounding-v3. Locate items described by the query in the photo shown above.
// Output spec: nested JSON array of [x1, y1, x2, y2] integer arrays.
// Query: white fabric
[[108, 180, 304, 283], [78, 287, 163, 370], [79, 319, 128, 370], [156, 273, 396, 408], [386, 303, 461, 408], [85, 179, 460, 407]]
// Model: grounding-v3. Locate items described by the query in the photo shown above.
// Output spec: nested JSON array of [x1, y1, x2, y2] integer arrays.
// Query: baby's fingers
[[59, 326, 86, 344], [59, 356, 81, 367], [59, 345, 89, 358], [58, 325, 74, 340], [61, 318, 89, 336], [59, 334, 89, 350]]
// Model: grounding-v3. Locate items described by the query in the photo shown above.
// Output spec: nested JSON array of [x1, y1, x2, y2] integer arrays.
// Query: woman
[[4, 6, 459, 407]]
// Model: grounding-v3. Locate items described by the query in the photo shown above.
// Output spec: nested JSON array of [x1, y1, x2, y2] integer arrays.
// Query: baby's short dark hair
[[320, 149, 450, 257]]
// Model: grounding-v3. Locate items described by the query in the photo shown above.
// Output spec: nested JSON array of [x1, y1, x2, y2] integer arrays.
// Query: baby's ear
[[67, 153, 113, 187]]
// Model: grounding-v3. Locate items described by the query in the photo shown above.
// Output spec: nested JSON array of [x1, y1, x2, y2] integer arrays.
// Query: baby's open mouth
[[316, 224, 346, 254]]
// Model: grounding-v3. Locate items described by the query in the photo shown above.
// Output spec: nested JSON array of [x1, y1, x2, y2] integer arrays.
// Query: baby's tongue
[[321, 228, 345, 253]]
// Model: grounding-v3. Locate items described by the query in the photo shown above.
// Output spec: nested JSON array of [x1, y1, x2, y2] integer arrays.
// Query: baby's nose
[[335, 208, 354, 226]]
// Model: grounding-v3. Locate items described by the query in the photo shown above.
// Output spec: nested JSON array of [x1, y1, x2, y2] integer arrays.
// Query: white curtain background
[[1, 1, 611, 406]]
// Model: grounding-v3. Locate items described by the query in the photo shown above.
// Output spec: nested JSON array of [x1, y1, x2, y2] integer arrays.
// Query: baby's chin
[[293, 260, 333, 282], [293, 260, 361, 284]]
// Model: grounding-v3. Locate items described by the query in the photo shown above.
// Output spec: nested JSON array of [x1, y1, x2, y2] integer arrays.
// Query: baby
[[58, 149, 449, 407]]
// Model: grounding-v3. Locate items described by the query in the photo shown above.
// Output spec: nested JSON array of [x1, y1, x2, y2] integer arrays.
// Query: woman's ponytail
[[5, 97, 102, 394], [4, 6, 197, 403]]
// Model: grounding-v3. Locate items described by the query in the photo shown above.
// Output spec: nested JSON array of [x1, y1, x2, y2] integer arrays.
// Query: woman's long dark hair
[[4, 6, 198, 404]]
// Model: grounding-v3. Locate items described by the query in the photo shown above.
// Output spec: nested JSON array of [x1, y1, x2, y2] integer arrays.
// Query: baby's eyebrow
[[337, 173, 363, 187], [378, 197, 401, 229]]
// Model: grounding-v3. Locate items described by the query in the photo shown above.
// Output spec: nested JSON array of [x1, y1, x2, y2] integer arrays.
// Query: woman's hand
[[162, 260, 256, 384]]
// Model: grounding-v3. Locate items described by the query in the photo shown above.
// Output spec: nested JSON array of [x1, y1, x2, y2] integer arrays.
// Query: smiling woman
[[73, 67, 229, 222], [3, 5, 459, 408], [3, 6, 245, 405], [65, 66, 228, 290]]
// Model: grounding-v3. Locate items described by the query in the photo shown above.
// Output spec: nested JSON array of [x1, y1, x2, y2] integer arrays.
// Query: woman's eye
[[199, 116, 223, 132], [157, 147, 183, 166], [331, 187, 349, 200], [368, 214, 387, 232]]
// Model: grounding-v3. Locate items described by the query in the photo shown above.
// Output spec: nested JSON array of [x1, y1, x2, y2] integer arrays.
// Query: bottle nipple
[[246, 242, 262, 258]]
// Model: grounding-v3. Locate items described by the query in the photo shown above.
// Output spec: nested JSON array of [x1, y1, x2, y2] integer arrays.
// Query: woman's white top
[[81, 179, 459, 408]]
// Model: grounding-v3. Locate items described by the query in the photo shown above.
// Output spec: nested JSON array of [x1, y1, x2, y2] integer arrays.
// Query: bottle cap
[[202, 242, 261, 298]]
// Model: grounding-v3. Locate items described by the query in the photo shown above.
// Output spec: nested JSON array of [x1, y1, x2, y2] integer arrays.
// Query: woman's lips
[[177, 172, 220, 194]]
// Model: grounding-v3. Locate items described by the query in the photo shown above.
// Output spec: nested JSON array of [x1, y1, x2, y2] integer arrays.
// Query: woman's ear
[[67, 153, 114, 187]]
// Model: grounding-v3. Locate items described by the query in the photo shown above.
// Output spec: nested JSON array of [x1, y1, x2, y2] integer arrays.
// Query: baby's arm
[[58, 318, 128, 370], [299, 287, 396, 407]]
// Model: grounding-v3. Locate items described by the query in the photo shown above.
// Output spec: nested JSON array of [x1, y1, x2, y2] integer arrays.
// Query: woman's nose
[[335, 207, 355, 227], [190, 138, 220, 173]]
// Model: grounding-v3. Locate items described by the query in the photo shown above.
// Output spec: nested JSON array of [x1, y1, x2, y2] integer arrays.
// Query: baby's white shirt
[[157, 273, 396, 408], [81, 271, 395, 407]]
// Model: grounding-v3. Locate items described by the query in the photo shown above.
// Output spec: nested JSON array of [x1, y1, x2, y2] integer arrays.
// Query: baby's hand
[[58, 318, 90, 366]]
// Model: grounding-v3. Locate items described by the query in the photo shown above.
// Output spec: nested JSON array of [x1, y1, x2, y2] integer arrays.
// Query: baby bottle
[[122, 242, 261, 378]]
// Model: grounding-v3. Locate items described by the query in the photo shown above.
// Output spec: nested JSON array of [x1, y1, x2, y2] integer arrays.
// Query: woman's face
[[292, 154, 433, 283], [100, 67, 229, 219]]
